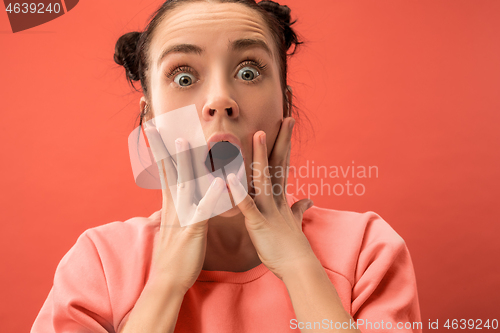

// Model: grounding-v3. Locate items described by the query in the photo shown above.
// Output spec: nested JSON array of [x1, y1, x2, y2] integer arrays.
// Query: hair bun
[[258, 0, 291, 24], [114, 31, 142, 82], [258, 0, 301, 53]]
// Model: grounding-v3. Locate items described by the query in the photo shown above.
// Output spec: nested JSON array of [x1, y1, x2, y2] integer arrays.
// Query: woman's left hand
[[226, 117, 317, 281]]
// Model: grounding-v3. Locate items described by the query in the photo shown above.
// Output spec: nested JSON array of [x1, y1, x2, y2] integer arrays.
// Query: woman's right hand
[[144, 123, 225, 294], [119, 124, 223, 333]]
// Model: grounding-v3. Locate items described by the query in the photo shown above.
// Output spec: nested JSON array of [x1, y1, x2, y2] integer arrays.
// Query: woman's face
[[143, 2, 286, 216]]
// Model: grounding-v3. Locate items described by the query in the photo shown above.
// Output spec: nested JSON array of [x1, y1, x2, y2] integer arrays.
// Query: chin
[[216, 205, 241, 218]]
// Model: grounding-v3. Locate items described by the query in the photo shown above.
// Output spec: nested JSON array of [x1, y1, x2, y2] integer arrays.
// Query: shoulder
[[51, 210, 162, 325], [300, 202, 407, 286], [73, 210, 162, 276], [287, 196, 422, 325], [82, 209, 161, 251], [55, 209, 161, 285], [33, 211, 161, 332]]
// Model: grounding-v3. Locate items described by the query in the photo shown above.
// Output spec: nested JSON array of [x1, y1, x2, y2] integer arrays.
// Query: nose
[[201, 79, 239, 121]]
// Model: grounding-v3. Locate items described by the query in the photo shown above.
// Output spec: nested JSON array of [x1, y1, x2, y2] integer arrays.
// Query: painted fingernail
[[289, 118, 295, 129], [260, 133, 266, 145], [228, 173, 238, 186]]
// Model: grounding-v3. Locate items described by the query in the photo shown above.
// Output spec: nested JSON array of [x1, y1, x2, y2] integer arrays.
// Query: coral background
[[1, 0, 499, 331]]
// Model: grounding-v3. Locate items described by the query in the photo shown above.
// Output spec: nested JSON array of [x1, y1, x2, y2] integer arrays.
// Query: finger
[[283, 141, 292, 201], [143, 122, 168, 162], [227, 173, 266, 227], [252, 131, 274, 213], [268, 117, 294, 204], [291, 199, 313, 229], [190, 177, 225, 225], [144, 124, 181, 228], [159, 159, 174, 204], [143, 124, 177, 189], [175, 138, 196, 213]]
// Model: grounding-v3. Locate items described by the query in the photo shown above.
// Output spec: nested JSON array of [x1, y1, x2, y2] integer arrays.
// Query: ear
[[139, 96, 151, 124], [285, 85, 293, 117]]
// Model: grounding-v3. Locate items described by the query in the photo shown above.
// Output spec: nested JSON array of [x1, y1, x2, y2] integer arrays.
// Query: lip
[[206, 132, 242, 150]]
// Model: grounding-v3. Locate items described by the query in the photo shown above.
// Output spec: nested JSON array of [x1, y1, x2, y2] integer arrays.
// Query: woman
[[31, 0, 422, 332]]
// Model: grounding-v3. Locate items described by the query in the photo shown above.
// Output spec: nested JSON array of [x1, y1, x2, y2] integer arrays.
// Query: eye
[[165, 65, 198, 89], [236, 59, 267, 83], [237, 66, 260, 81], [174, 73, 196, 87], [165, 59, 267, 89]]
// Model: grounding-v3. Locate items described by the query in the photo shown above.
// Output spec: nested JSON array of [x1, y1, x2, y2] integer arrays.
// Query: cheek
[[151, 86, 187, 115], [243, 83, 283, 123], [258, 89, 283, 133], [240, 85, 283, 152], [150, 72, 192, 114]]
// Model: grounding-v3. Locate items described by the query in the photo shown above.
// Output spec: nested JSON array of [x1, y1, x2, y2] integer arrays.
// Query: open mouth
[[205, 141, 242, 175], [204, 140, 246, 202]]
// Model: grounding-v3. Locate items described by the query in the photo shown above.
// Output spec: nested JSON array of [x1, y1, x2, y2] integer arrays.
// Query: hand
[[226, 117, 317, 281], [143, 123, 224, 294]]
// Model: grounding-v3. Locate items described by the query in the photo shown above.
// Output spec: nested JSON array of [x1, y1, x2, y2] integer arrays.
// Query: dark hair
[[114, 0, 311, 146]]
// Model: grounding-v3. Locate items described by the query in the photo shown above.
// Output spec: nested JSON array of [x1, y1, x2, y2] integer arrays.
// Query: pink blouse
[[31, 195, 422, 332]]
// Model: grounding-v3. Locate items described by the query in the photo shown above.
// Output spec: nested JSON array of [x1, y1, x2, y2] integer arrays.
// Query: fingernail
[[175, 138, 182, 151], [228, 173, 238, 186], [211, 177, 221, 190], [260, 133, 266, 145], [289, 118, 295, 129], [307, 200, 314, 209]]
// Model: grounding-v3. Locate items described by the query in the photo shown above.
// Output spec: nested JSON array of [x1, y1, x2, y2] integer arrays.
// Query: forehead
[[149, 2, 277, 67]]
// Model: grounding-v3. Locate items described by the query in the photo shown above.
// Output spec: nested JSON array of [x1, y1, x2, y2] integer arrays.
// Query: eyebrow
[[156, 38, 273, 67]]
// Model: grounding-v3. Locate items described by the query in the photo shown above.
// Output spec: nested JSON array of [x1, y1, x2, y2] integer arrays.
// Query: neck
[[202, 211, 262, 272]]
